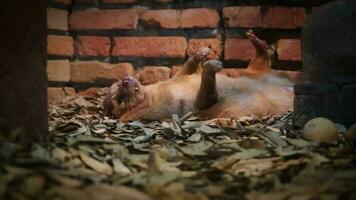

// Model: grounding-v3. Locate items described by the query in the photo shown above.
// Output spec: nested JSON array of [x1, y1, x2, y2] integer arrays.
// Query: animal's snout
[[122, 77, 134, 87], [122, 79, 130, 87]]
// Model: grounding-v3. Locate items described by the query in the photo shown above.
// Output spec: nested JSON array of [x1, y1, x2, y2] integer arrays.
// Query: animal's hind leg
[[195, 60, 223, 110], [245, 30, 273, 72], [174, 47, 211, 77], [246, 30, 272, 58]]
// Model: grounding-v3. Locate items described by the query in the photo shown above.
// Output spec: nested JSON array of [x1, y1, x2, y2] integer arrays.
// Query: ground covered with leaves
[[1, 92, 356, 200]]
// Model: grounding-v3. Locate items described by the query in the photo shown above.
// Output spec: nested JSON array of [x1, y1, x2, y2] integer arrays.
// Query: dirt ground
[[1, 91, 355, 200]]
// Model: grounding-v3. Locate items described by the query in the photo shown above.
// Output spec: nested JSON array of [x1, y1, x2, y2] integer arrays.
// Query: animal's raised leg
[[245, 30, 273, 72], [103, 82, 120, 117], [174, 47, 211, 77], [195, 60, 223, 110]]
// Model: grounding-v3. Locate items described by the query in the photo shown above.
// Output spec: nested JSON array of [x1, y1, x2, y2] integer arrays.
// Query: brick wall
[[47, 0, 334, 93]]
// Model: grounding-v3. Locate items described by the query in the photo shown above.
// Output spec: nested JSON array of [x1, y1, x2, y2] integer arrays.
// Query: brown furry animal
[[103, 31, 294, 121]]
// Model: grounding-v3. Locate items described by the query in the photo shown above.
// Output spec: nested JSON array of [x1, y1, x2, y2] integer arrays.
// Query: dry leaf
[[80, 153, 113, 175], [112, 158, 132, 176]]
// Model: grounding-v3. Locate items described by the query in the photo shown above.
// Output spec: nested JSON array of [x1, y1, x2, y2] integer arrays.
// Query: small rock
[[303, 117, 338, 143], [346, 123, 356, 141]]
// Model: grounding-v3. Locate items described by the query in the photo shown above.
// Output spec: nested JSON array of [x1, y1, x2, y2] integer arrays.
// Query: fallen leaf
[[148, 150, 180, 174], [213, 149, 269, 170], [48, 184, 151, 200], [80, 152, 113, 175], [51, 175, 83, 187], [187, 133, 202, 142], [112, 158, 132, 176], [178, 141, 213, 156]]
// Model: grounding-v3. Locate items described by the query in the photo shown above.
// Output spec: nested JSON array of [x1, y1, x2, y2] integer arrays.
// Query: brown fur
[[103, 31, 294, 121]]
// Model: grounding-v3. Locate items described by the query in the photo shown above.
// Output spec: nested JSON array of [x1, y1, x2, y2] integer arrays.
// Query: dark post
[[0, 1, 48, 144], [294, 0, 356, 127]]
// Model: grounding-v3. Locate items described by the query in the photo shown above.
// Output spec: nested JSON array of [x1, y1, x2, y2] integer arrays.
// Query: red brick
[[102, 0, 136, 3], [70, 61, 134, 83], [53, 0, 71, 5], [223, 7, 261, 28], [224, 38, 255, 61], [112, 37, 187, 58], [136, 66, 171, 85], [223, 6, 305, 29], [276, 39, 302, 61], [141, 8, 219, 29], [188, 39, 221, 59], [48, 87, 76, 104], [47, 60, 70, 82], [76, 36, 110, 57], [47, 35, 74, 56], [262, 7, 306, 29], [69, 9, 138, 30], [47, 8, 68, 31]]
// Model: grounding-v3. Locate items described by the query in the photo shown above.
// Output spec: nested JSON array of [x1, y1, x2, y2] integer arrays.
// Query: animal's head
[[111, 76, 145, 116]]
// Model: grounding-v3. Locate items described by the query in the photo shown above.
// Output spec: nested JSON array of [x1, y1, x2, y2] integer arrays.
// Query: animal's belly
[[147, 74, 294, 120], [199, 75, 294, 118], [147, 75, 201, 119], [201, 88, 294, 118], [169, 81, 201, 115]]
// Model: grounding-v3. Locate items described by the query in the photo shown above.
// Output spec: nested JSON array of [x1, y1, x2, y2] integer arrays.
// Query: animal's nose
[[122, 78, 131, 86]]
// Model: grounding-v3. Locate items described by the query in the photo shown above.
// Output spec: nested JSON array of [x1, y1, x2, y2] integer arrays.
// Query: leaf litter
[[0, 93, 356, 200]]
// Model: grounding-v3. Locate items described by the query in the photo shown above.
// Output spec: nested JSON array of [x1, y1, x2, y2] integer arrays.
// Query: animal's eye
[[134, 87, 139, 91]]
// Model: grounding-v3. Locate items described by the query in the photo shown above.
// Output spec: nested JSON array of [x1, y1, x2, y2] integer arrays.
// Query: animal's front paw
[[119, 115, 132, 122], [195, 47, 211, 61], [119, 112, 139, 122]]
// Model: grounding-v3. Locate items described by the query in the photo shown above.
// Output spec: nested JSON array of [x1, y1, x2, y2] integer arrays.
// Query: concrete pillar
[[0, 1, 48, 144], [293, 0, 356, 127]]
